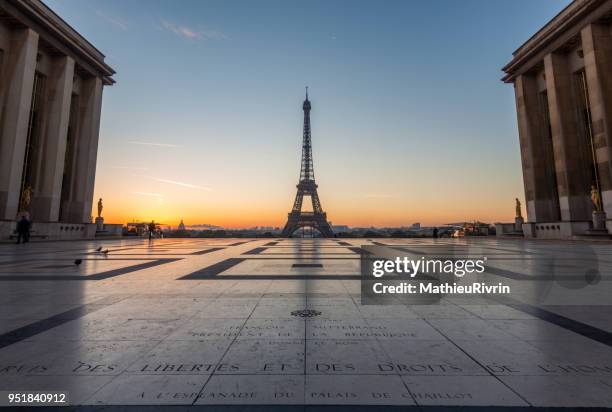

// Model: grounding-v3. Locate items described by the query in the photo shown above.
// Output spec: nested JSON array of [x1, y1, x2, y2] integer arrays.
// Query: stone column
[[0, 28, 39, 220], [581, 23, 612, 217], [514, 74, 559, 222], [544, 52, 592, 222], [30, 56, 75, 222], [62, 76, 103, 223]]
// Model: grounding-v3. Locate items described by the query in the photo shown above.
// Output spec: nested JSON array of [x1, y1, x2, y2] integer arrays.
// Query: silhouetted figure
[[16, 216, 31, 244], [148, 221, 156, 240], [433, 227, 439, 239]]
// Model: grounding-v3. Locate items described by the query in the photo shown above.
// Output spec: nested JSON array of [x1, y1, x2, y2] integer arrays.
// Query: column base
[[95, 216, 104, 231], [514, 217, 524, 232], [1, 221, 97, 241], [525, 220, 611, 240], [592, 211, 607, 230], [495, 222, 524, 237]]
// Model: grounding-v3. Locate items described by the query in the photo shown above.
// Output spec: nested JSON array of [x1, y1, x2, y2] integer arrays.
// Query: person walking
[[148, 221, 156, 240], [16, 216, 31, 244]]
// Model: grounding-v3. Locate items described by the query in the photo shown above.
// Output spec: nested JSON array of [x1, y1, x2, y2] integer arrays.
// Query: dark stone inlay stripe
[[81, 258, 181, 280], [349, 247, 364, 254], [260, 246, 358, 249], [263, 241, 279, 246], [497, 297, 612, 348], [227, 241, 252, 246], [370, 242, 426, 254], [182, 274, 361, 280], [337, 241, 352, 246], [292, 263, 323, 268], [243, 247, 267, 255], [190, 247, 225, 255], [0, 296, 127, 349], [245, 252, 356, 255], [0, 258, 180, 281], [243, 257, 359, 260], [372, 243, 532, 258], [485, 265, 609, 281], [180, 258, 246, 279]]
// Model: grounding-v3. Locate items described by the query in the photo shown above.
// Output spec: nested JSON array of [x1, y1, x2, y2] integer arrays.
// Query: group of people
[[148, 220, 163, 240]]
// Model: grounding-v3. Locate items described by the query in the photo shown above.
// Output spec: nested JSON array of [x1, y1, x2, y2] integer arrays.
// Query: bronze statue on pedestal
[[515, 198, 523, 219]]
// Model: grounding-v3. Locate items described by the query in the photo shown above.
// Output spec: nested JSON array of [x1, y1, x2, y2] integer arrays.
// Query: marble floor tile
[[402, 375, 528, 406], [125, 339, 232, 375], [196, 375, 304, 404], [378, 339, 490, 376], [306, 339, 391, 374], [306, 375, 414, 405], [218, 339, 304, 374], [87, 374, 209, 405], [499, 375, 612, 407]]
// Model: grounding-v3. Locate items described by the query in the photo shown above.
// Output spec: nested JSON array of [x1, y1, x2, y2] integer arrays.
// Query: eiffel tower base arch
[[281, 211, 334, 238]]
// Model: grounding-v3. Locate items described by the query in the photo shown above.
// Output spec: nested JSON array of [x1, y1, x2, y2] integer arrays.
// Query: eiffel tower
[[281, 88, 334, 238]]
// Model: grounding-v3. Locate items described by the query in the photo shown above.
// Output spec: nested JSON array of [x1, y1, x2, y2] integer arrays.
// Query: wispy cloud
[[155, 178, 212, 191], [364, 193, 397, 199], [129, 141, 182, 148], [131, 174, 212, 191], [111, 166, 149, 171], [160, 19, 227, 41], [133, 191, 164, 198], [95, 10, 128, 30]]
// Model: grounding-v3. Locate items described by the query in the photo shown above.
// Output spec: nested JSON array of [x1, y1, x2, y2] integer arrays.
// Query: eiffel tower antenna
[[281, 89, 334, 238]]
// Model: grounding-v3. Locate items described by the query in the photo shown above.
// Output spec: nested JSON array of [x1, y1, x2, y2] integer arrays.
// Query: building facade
[[503, 0, 612, 239], [0, 0, 115, 240]]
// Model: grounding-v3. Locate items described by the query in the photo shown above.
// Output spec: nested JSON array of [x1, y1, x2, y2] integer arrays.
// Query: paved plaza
[[0, 237, 611, 409]]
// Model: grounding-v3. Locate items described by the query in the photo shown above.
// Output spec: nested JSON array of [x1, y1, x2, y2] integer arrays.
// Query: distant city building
[[252, 226, 275, 231], [410, 223, 421, 230], [503, 0, 612, 239], [331, 225, 350, 233], [125, 222, 146, 236], [178, 219, 186, 231], [0, 0, 115, 240], [189, 223, 224, 230]]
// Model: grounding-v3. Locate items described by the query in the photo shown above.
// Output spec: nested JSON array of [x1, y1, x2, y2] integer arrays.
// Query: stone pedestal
[[514, 217, 524, 232], [95, 216, 104, 231], [592, 211, 607, 230]]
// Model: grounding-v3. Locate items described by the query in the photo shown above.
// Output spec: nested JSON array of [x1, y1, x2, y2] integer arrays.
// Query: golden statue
[[97, 198, 103, 218], [19, 184, 33, 212], [515, 198, 523, 219], [591, 185, 602, 212]]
